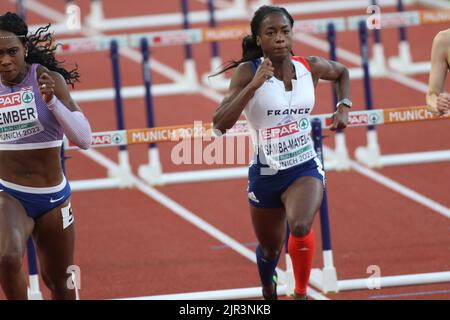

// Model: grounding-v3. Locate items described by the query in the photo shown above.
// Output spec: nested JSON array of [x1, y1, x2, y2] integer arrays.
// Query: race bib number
[[0, 88, 44, 142], [258, 118, 315, 169]]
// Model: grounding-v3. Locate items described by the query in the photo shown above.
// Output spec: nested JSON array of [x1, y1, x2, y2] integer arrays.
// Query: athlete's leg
[[250, 205, 286, 299], [32, 199, 76, 300], [281, 176, 323, 299], [0, 192, 34, 299]]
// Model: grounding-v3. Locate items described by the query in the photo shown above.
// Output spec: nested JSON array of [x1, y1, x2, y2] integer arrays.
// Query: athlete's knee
[[42, 272, 70, 293], [290, 221, 312, 238], [0, 252, 23, 274], [259, 245, 282, 261], [40, 271, 53, 289]]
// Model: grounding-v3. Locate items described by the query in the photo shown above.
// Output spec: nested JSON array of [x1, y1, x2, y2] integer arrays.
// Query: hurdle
[[26, 239, 43, 300], [106, 40, 134, 188], [354, 19, 450, 168], [325, 22, 351, 171], [309, 117, 450, 294], [15, 0, 26, 21], [388, 0, 431, 75], [367, 0, 389, 78], [355, 21, 382, 168], [201, 0, 232, 90], [310, 119, 339, 293], [137, 37, 164, 186]]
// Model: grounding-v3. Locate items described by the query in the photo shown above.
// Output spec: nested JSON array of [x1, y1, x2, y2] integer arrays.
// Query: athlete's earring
[[25, 50, 28, 58]]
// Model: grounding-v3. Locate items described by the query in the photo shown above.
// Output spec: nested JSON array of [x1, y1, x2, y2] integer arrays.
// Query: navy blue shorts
[[0, 177, 72, 220], [247, 157, 325, 208]]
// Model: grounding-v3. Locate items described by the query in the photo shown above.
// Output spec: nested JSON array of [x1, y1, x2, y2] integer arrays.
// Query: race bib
[[258, 118, 315, 169], [0, 87, 44, 142]]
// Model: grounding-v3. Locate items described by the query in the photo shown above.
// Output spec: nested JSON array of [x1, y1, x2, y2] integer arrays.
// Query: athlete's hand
[[249, 58, 274, 90], [436, 93, 450, 115], [329, 105, 349, 131], [38, 72, 56, 104]]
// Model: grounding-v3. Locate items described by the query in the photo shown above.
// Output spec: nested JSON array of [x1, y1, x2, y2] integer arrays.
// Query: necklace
[[286, 64, 295, 111], [286, 85, 294, 113]]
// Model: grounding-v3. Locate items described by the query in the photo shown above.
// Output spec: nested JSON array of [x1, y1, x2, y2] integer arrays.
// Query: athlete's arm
[[37, 68, 92, 149], [427, 29, 450, 115], [213, 58, 274, 134], [306, 56, 350, 130]]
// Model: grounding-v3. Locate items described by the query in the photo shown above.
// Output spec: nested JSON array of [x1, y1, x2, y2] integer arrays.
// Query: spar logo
[[0, 92, 22, 108], [89, 133, 122, 146], [325, 113, 373, 127], [299, 118, 309, 130], [261, 121, 299, 140], [348, 114, 369, 125], [22, 91, 34, 103]]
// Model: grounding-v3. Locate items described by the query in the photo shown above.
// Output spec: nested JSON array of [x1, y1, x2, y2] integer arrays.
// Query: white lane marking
[[350, 160, 450, 219]]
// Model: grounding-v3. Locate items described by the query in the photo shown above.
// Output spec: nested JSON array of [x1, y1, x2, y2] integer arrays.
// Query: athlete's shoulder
[[36, 64, 48, 76], [230, 61, 256, 87], [240, 58, 263, 74], [292, 56, 312, 72], [36, 65, 65, 83], [434, 28, 450, 45]]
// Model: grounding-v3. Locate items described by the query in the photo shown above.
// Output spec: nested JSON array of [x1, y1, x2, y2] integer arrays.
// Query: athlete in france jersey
[[212, 6, 351, 300], [244, 56, 316, 170]]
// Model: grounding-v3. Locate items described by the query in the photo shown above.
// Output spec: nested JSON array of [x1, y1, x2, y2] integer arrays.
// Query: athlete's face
[[0, 31, 27, 83], [256, 13, 293, 61]]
